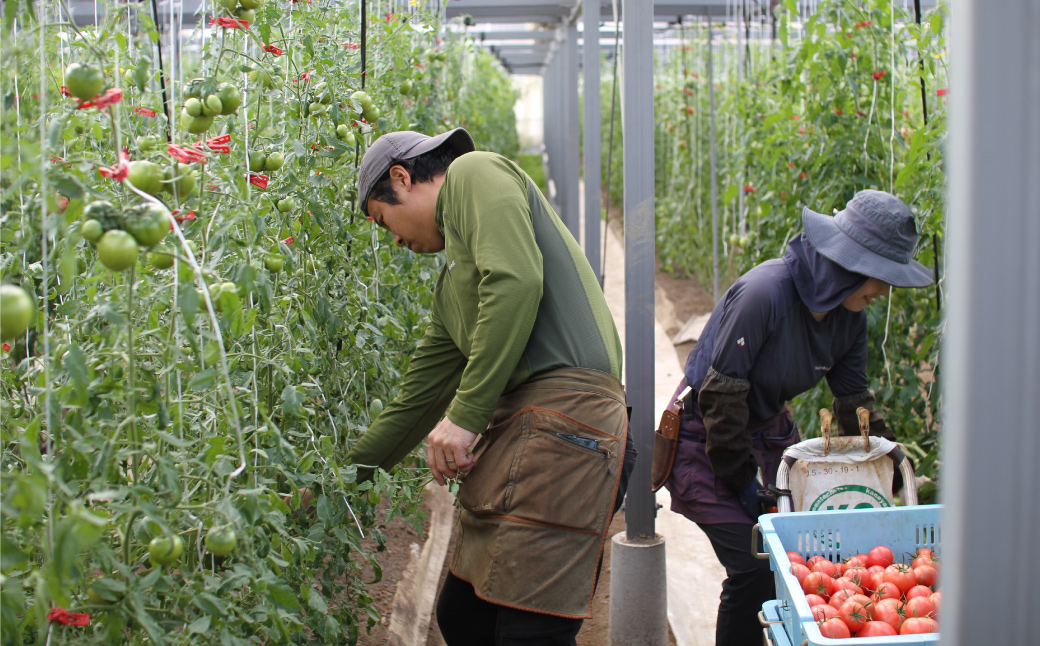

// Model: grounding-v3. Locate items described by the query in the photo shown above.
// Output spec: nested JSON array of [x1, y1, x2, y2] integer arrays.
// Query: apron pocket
[[458, 407, 619, 532]]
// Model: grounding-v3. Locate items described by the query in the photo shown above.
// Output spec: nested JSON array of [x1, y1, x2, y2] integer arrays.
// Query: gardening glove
[[832, 390, 896, 442], [698, 367, 757, 492], [737, 482, 766, 521]]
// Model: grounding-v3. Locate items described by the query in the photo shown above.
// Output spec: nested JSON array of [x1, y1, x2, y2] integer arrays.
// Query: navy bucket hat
[[802, 190, 934, 288]]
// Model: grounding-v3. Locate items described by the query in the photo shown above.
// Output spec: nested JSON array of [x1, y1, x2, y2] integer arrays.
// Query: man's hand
[[426, 418, 479, 485]]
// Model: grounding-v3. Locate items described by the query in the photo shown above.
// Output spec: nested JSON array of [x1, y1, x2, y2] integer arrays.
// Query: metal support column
[[609, 0, 667, 642], [560, 21, 581, 239], [942, 1, 1040, 645], [543, 49, 560, 204], [582, 0, 602, 282]]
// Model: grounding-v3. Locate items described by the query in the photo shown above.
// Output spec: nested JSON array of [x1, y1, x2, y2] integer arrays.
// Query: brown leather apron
[[449, 367, 628, 618]]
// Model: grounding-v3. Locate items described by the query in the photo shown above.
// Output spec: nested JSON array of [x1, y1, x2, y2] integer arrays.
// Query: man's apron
[[450, 367, 628, 618]]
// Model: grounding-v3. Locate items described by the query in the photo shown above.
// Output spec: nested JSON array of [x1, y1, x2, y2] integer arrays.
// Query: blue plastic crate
[[757, 505, 942, 645], [762, 600, 794, 646]]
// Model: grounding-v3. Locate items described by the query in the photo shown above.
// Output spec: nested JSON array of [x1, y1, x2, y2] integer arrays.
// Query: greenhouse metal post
[[609, 0, 668, 643], [942, 0, 1040, 644], [561, 21, 581, 239], [582, 0, 601, 282]]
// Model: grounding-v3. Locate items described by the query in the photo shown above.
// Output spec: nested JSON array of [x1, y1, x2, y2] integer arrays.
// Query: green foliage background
[[0, 1, 518, 643], [601, 0, 947, 495]]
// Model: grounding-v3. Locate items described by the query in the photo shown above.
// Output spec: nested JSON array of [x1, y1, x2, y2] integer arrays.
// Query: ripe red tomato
[[904, 596, 937, 619], [871, 601, 903, 631], [802, 572, 834, 599], [866, 545, 895, 568], [790, 563, 811, 585], [883, 563, 918, 594], [906, 585, 934, 600], [812, 559, 839, 577], [842, 566, 868, 586], [867, 564, 886, 576], [818, 616, 851, 639], [844, 556, 867, 569], [807, 555, 828, 568], [831, 578, 862, 597], [787, 551, 806, 566], [872, 581, 902, 602], [930, 591, 942, 616], [858, 620, 899, 637], [914, 563, 938, 587], [838, 600, 871, 633], [900, 616, 939, 634], [812, 603, 840, 623], [804, 594, 827, 608], [829, 589, 857, 609], [849, 594, 873, 608]]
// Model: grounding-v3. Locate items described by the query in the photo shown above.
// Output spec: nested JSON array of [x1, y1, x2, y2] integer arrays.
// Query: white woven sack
[[785, 436, 897, 512]]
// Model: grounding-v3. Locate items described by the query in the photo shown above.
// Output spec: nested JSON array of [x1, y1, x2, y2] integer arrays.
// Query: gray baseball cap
[[802, 189, 934, 288], [357, 128, 475, 216]]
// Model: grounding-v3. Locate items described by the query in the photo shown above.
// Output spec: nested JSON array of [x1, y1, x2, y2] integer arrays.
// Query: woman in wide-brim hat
[[664, 189, 933, 646]]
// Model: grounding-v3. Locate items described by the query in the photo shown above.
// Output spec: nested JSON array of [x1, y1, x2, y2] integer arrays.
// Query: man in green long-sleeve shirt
[[349, 129, 634, 645]]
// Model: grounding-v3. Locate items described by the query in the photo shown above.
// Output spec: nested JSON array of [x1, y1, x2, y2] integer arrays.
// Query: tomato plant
[[0, 0, 520, 643]]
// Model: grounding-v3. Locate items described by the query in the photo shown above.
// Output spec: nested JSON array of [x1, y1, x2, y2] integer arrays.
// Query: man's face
[[842, 277, 892, 312], [366, 165, 445, 254]]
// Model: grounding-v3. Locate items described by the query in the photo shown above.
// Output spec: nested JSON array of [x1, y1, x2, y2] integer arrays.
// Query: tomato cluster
[[788, 545, 940, 638]]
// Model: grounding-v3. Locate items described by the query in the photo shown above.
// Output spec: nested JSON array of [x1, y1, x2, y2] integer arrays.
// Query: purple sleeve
[[824, 313, 870, 398]]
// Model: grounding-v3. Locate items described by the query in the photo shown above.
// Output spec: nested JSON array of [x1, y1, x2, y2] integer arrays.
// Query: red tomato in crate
[[818, 617, 851, 639], [829, 589, 857, 609], [871, 601, 903, 631], [787, 551, 806, 566], [838, 600, 871, 633], [804, 594, 827, 608], [867, 565, 885, 576], [790, 563, 811, 585], [872, 581, 902, 602], [807, 555, 828, 568], [900, 616, 939, 634], [842, 566, 868, 586], [844, 556, 867, 569], [882, 563, 918, 594], [831, 578, 862, 597], [866, 545, 895, 568], [906, 585, 934, 600], [812, 604, 840, 623], [915, 563, 939, 587], [812, 559, 838, 577], [858, 620, 899, 637], [802, 572, 834, 599], [904, 596, 937, 619], [930, 591, 942, 616]]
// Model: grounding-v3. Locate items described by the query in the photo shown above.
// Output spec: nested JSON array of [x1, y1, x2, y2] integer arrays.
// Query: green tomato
[[240, 0, 261, 8], [137, 135, 160, 152], [370, 398, 384, 419], [165, 162, 196, 196], [350, 90, 373, 113], [80, 219, 104, 243], [364, 105, 380, 122], [264, 152, 284, 172], [64, 63, 105, 101], [185, 113, 214, 135], [147, 535, 185, 566], [123, 202, 171, 247], [148, 251, 174, 270], [0, 284, 36, 341], [201, 94, 222, 116], [398, 79, 413, 96], [96, 230, 139, 272], [235, 8, 255, 22], [248, 152, 267, 173], [308, 102, 325, 117], [204, 527, 237, 557], [336, 124, 350, 139], [125, 160, 164, 195], [264, 255, 284, 273], [276, 197, 296, 213], [221, 0, 237, 12], [184, 97, 203, 117], [123, 68, 134, 89], [216, 83, 242, 115], [83, 200, 121, 230]]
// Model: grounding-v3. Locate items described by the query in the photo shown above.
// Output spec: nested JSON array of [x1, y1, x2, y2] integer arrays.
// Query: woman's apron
[[450, 367, 629, 619], [664, 378, 800, 525]]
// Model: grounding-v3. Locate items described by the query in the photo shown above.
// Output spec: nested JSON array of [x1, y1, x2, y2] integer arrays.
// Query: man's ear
[[388, 165, 412, 193]]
